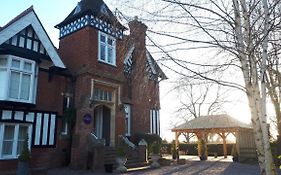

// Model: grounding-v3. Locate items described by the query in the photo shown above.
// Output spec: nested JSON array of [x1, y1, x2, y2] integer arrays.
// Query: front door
[[94, 105, 111, 146]]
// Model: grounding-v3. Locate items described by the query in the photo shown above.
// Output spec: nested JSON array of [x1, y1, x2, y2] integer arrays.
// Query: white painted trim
[[124, 104, 131, 136], [42, 114, 49, 145], [35, 113, 42, 145], [0, 124, 4, 158], [156, 110, 160, 135], [146, 51, 157, 74], [0, 123, 32, 159], [98, 31, 116, 66], [0, 55, 37, 104], [123, 45, 135, 64], [0, 10, 65, 68], [150, 110, 153, 134], [49, 114, 56, 145]]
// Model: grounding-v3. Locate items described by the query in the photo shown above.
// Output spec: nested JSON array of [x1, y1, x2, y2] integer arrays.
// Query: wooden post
[[175, 131, 180, 149], [218, 132, 227, 158]]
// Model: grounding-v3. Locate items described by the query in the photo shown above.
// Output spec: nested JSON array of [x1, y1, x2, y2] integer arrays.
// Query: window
[[0, 55, 37, 103], [124, 104, 131, 136], [98, 31, 116, 65], [150, 109, 160, 135], [94, 88, 113, 102], [0, 123, 32, 159], [61, 96, 71, 135]]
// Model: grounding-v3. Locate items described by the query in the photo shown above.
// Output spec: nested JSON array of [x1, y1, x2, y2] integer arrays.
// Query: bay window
[[0, 55, 37, 104], [98, 31, 116, 66], [0, 123, 32, 159]]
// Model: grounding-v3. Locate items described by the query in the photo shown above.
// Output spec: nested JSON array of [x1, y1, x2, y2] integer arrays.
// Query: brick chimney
[[128, 16, 147, 48]]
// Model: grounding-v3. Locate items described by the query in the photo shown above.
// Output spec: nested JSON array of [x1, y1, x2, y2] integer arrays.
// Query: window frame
[[0, 55, 37, 104], [98, 31, 116, 66], [124, 104, 131, 136], [0, 123, 32, 160], [61, 96, 71, 135], [150, 109, 160, 135]]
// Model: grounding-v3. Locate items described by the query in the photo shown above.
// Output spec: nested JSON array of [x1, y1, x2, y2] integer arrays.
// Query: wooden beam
[[220, 132, 227, 158]]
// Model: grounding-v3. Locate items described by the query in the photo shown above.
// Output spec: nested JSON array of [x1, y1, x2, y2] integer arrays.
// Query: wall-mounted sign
[[83, 113, 92, 124]]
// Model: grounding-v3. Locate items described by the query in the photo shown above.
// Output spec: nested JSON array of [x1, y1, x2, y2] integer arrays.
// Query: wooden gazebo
[[172, 114, 255, 159]]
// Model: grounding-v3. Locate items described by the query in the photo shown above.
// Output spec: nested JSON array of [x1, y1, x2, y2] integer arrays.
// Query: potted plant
[[16, 135, 30, 175], [231, 144, 239, 162], [171, 143, 177, 160], [115, 137, 127, 173], [149, 142, 161, 168]]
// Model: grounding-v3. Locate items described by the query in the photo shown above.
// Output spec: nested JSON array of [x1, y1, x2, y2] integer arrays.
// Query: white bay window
[[98, 31, 116, 66], [0, 55, 37, 104]]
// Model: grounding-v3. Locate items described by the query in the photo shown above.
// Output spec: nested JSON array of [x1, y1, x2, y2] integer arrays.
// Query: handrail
[[89, 132, 105, 146], [120, 135, 136, 149]]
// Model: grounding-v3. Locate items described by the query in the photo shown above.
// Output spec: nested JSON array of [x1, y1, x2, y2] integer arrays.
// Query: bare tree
[[172, 78, 228, 142], [113, 0, 281, 173], [174, 78, 227, 119]]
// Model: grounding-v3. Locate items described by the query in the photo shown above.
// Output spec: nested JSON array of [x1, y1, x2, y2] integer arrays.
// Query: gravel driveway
[[47, 156, 281, 175]]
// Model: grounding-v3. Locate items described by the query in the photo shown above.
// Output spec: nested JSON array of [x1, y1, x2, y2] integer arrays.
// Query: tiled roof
[[56, 0, 125, 29], [172, 114, 252, 131]]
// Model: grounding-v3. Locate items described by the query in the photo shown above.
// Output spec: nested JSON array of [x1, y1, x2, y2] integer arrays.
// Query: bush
[[134, 133, 162, 149], [18, 135, 30, 162], [150, 142, 161, 154]]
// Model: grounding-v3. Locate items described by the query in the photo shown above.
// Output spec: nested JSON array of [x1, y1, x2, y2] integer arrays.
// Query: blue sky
[[0, 0, 180, 141], [1, 1, 79, 46], [0, 1, 259, 142]]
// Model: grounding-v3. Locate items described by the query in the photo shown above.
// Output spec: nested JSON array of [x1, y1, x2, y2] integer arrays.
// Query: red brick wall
[[127, 20, 161, 136], [36, 70, 66, 114], [0, 69, 70, 174]]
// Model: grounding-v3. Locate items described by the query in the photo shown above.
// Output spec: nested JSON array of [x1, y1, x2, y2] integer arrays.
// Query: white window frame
[[61, 96, 70, 135], [0, 123, 32, 160], [98, 31, 116, 66], [0, 55, 37, 104], [150, 109, 160, 135], [124, 104, 131, 136]]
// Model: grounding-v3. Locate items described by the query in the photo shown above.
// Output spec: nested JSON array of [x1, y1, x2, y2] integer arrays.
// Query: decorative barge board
[[0, 6, 65, 68], [55, 0, 126, 39]]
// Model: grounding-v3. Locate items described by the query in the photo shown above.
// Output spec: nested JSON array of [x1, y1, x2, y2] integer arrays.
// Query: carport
[[172, 114, 255, 160]]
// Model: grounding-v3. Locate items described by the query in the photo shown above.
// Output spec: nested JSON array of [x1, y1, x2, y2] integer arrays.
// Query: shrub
[[150, 142, 161, 154], [134, 133, 162, 148], [18, 135, 30, 162]]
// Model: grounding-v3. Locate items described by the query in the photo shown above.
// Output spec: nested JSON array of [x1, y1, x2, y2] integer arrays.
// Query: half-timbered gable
[[0, 7, 67, 171]]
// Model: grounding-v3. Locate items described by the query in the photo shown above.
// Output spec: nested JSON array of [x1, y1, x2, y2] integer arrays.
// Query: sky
[[0, 0, 260, 142]]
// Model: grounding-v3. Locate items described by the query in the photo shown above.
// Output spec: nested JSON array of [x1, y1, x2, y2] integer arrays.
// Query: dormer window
[[0, 55, 37, 104], [98, 31, 116, 66]]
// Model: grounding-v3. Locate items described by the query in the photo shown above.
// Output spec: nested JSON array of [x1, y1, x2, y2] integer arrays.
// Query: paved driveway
[[47, 156, 281, 175]]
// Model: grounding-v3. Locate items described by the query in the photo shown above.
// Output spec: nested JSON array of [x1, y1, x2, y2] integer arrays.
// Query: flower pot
[[16, 161, 29, 175], [150, 154, 160, 168], [116, 157, 127, 173]]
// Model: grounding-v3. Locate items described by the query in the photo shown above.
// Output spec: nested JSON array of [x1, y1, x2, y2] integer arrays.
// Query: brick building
[[0, 0, 166, 173]]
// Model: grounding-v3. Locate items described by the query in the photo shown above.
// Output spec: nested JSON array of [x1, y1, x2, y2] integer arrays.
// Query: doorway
[[93, 105, 111, 146]]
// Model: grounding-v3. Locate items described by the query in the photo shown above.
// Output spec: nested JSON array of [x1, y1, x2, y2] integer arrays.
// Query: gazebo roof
[[172, 114, 252, 132]]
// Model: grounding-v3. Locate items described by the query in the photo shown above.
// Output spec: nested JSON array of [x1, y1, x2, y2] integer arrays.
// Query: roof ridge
[[1, 6, 34, 31]]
